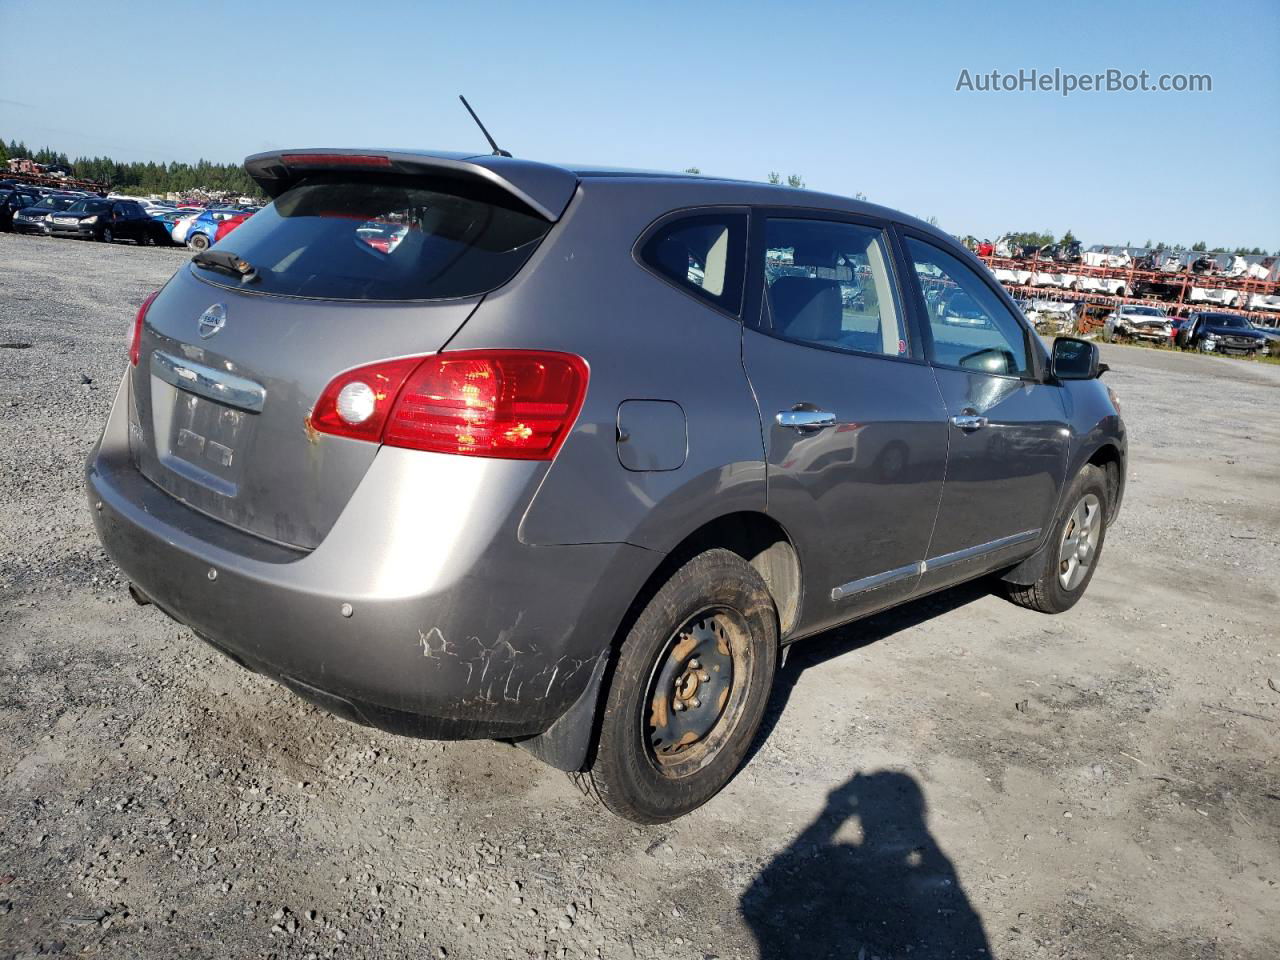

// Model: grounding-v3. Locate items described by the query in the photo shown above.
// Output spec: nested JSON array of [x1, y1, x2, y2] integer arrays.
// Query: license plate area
[[160, 390, 255, 497]]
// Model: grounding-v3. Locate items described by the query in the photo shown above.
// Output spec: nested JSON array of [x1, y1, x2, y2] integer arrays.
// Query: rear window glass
[[191, 175, 552, 301], [68, 199, 110, 213]]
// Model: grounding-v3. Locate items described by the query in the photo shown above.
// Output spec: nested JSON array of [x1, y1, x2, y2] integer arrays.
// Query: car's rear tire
[[584, 549, 778, 823], [1005, 464, 1109, 614], [188, 232, 210, 252]]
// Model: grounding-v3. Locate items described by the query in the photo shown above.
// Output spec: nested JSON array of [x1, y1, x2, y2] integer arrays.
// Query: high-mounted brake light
[[280, 153, 392, 168], [129, 290, 159, 366], [309, 350, 589, 461]]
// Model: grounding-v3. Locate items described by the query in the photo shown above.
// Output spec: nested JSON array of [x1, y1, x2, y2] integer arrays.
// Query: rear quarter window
[[638, 212, 748, 315], [191, 175, 552, 301]]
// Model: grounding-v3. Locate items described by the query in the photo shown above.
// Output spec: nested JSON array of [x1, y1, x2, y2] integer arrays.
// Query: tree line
[[1, 137, 264, 198], [6, 137, 1276, 254]]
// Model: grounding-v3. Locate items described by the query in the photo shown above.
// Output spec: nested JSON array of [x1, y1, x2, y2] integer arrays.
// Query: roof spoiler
[[242, 149, 578, 221]]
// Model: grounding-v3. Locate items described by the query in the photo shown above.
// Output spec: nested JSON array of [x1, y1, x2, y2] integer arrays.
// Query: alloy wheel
[[1059, 493, 1102, 590]]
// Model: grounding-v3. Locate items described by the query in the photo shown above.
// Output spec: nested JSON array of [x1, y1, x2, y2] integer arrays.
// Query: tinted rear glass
[[190, 175, 552, 301]]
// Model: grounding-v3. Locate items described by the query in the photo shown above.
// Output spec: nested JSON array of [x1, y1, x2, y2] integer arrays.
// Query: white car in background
[[1103, 304, 1172, 343], [169, 211, 205, 245], [992, 267, 1032, 286], [1078, 276, 1128, 297]]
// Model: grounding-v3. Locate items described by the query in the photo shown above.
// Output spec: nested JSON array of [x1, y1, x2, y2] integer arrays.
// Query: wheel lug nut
[[689, 658, 700, 669], [699, 672, 709, 682], [690, 698, 701, 709], [673, 700, 685, 712]]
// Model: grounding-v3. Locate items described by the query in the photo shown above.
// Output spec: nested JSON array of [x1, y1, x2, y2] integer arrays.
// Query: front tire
[[585, 549, 778, 823], [1005, 464, 1109, 614], [101, 227, 114, 243]]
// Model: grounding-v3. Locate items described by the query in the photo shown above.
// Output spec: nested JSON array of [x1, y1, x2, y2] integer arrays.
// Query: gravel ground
[[1, 232, 1277, 960]]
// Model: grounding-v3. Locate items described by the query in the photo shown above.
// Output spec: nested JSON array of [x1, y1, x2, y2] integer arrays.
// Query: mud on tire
[[586, 548, 778, 823]]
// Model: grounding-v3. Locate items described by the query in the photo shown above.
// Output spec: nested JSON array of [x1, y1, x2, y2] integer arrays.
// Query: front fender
[[1003, 379, 1125, 586]]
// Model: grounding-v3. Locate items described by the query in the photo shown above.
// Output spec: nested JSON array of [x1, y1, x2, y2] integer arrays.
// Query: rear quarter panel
[[444, 179, 767, 552]]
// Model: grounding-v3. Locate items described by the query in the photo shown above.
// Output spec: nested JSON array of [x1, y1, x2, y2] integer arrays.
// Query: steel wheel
[[643, 608, 752, 779], [586, 549, 778, 823], [1058, 493, 1102, 591]]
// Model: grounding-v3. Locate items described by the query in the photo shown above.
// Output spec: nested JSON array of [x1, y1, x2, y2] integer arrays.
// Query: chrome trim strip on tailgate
[[150, 351, 266, 414], [923, 528, 1041, 573]]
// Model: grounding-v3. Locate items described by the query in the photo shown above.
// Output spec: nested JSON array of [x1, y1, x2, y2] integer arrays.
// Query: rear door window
[[639, 212, 747, 315], [191, 175, 553, 301], [758, 218, 908, 358]]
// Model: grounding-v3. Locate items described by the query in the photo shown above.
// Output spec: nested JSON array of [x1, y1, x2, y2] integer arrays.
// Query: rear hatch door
[[129, 159, 566, 549]]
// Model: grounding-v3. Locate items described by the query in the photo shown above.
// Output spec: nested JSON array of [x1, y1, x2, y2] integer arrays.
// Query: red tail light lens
[[129, 290, 159, 366], [310, 350, 589, 461]]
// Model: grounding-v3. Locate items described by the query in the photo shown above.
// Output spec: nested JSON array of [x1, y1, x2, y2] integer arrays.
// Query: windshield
[[67, 198, 110, 214], [1125, 306, 1164, 317], [1205, 314, 1247, 328], [190, 175, 552, 301], [33, 196, 77, 212]]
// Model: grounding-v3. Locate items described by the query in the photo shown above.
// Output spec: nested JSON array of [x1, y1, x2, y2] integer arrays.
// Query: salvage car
[[1102, 304, 1172, 342], [10, 193, 80, 235], [87, 149, 1127, 823], [1176, 311, 1268, 355], [184, 208, 248, 251], [47, 197, 168, 244], [212, 210, 252, 245], [0, 187, 41, 231]]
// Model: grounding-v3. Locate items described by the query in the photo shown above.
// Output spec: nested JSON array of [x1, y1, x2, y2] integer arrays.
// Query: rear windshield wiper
[[192, 249, 258, 281]]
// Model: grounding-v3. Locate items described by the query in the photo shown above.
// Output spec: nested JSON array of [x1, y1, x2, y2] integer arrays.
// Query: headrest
[[769, 277, 842, 343]]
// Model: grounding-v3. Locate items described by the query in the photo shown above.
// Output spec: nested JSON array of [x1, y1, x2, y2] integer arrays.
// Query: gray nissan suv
[[88, 149, 1126, 823]]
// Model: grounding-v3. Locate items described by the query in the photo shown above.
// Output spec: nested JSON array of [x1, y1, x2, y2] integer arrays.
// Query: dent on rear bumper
[[87, 375, 656, 739]]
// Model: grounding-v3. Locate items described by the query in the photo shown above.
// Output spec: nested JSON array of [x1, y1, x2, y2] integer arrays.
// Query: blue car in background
[[151, 209, 196, 244], [183, 208, 248, 250]]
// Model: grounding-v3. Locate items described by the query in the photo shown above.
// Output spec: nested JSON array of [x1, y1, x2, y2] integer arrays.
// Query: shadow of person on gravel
[[740, 771, 993, 959]]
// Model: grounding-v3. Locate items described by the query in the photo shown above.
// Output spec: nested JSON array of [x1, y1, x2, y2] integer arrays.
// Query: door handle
[[949, 414, 988, 431], [776, 408, 836, 432]]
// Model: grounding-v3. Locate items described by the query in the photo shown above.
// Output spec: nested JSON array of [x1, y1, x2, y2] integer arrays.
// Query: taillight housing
[[309, 350, 589, 461], [129, 290, 159, 366]]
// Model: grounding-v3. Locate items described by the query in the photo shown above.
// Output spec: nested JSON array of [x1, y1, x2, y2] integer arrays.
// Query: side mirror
[[1051, 336, 1107, 380]]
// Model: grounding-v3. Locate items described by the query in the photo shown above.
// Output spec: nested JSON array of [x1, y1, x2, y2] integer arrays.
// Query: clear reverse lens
[[335, 381, 377, 425]]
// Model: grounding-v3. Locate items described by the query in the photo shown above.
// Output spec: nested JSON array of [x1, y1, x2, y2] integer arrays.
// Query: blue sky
[[2, 0, 1277, 249]]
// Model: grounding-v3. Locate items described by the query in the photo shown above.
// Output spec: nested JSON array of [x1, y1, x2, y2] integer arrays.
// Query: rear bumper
[[87, 375, 656, 741]]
